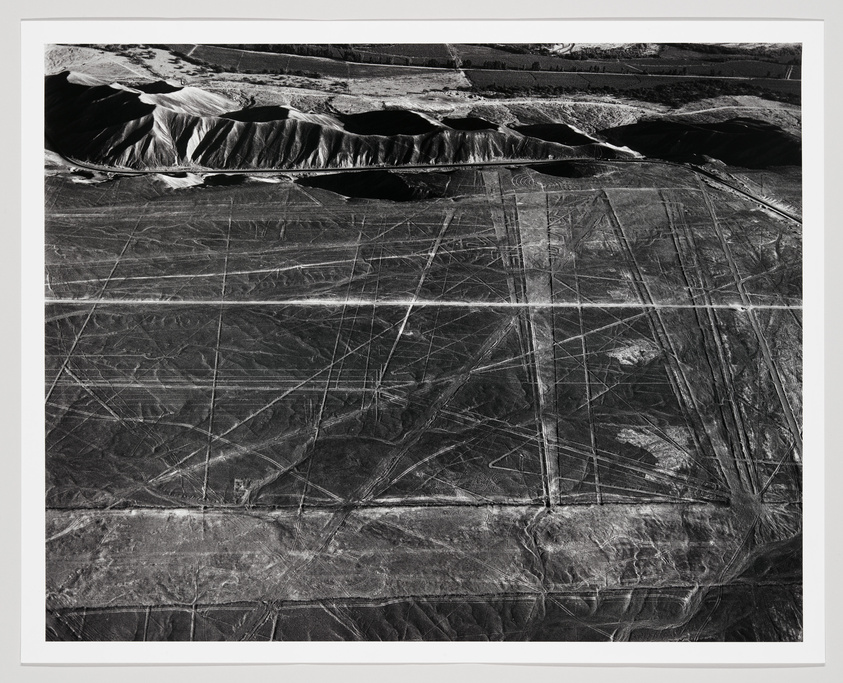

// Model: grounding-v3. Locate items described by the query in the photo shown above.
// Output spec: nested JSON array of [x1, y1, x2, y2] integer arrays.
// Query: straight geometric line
[[200, 198, 232, 505], [44, 298, 802, 310], [48, 580, 804, 628], [47, 495, 773, 517], [46, 578, 805, 615]]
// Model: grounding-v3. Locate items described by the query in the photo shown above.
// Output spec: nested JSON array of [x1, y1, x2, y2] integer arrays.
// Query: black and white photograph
[[29, 23, 820, 656]]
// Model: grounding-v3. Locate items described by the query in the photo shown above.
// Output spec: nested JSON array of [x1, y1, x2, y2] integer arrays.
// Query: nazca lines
[[45, 167, 801, 511]]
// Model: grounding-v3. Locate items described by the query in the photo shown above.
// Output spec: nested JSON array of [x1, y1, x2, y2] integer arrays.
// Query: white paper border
[[21, 19, 824, 665]]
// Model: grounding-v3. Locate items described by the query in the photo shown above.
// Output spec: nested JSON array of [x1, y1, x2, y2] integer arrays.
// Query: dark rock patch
[[600, 117, 801, 168], [298, 170, 452, 202], [340, 110, 439, 136], [223, 106, 292, 122]]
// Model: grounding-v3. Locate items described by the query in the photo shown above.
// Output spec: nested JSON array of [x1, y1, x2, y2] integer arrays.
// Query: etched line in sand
[[44, 298, 802, 310]]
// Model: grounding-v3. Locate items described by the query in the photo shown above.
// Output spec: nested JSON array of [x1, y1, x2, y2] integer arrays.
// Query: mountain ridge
[[45, 71, 636, 171]]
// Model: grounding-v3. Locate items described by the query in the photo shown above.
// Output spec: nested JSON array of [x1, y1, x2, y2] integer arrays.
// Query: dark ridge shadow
[[600, 117, 801, 168], [46, 72, 156, 140], [134, 81, 182, 94], [297, 170, 452, 202], [442, 116, 498, 131], [340, 110, 439, 136], [514, 123, 594, 146], [222, 106, 292, 122], [203, 174, 246, 187], [528, 161, 605, 178]]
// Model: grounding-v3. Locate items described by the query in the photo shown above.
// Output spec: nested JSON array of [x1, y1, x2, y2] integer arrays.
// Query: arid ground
[[44, 43, 802, 641]]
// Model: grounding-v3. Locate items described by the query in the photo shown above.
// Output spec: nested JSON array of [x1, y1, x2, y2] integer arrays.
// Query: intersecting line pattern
[[44, 161, 803, 640]]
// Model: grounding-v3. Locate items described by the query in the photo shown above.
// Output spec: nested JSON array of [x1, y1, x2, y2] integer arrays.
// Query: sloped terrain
[[46, 72, 634, 171], [43, 44, 803, 644]]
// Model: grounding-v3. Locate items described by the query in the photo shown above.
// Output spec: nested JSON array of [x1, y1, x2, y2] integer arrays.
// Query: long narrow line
[[45, 297, 802, 310], [420, 247, 450, 384], [330, 229, 364, 392], [48, 575, 805, 620], [362, 240, 384, 420], [572, 233, 603, 505], [200, 199, 232, 504], [506, 190, 553, 508], [543, 192, 565, 506], [376, 211, 454, 389], [297, 231, 362, 514], [758, 445, 798, 500], [142, 607, 150, 642], [511, 258, 552, 506]]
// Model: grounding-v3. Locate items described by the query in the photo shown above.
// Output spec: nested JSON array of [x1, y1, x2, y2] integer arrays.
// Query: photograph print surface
[[42, 39, 803, 643]]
